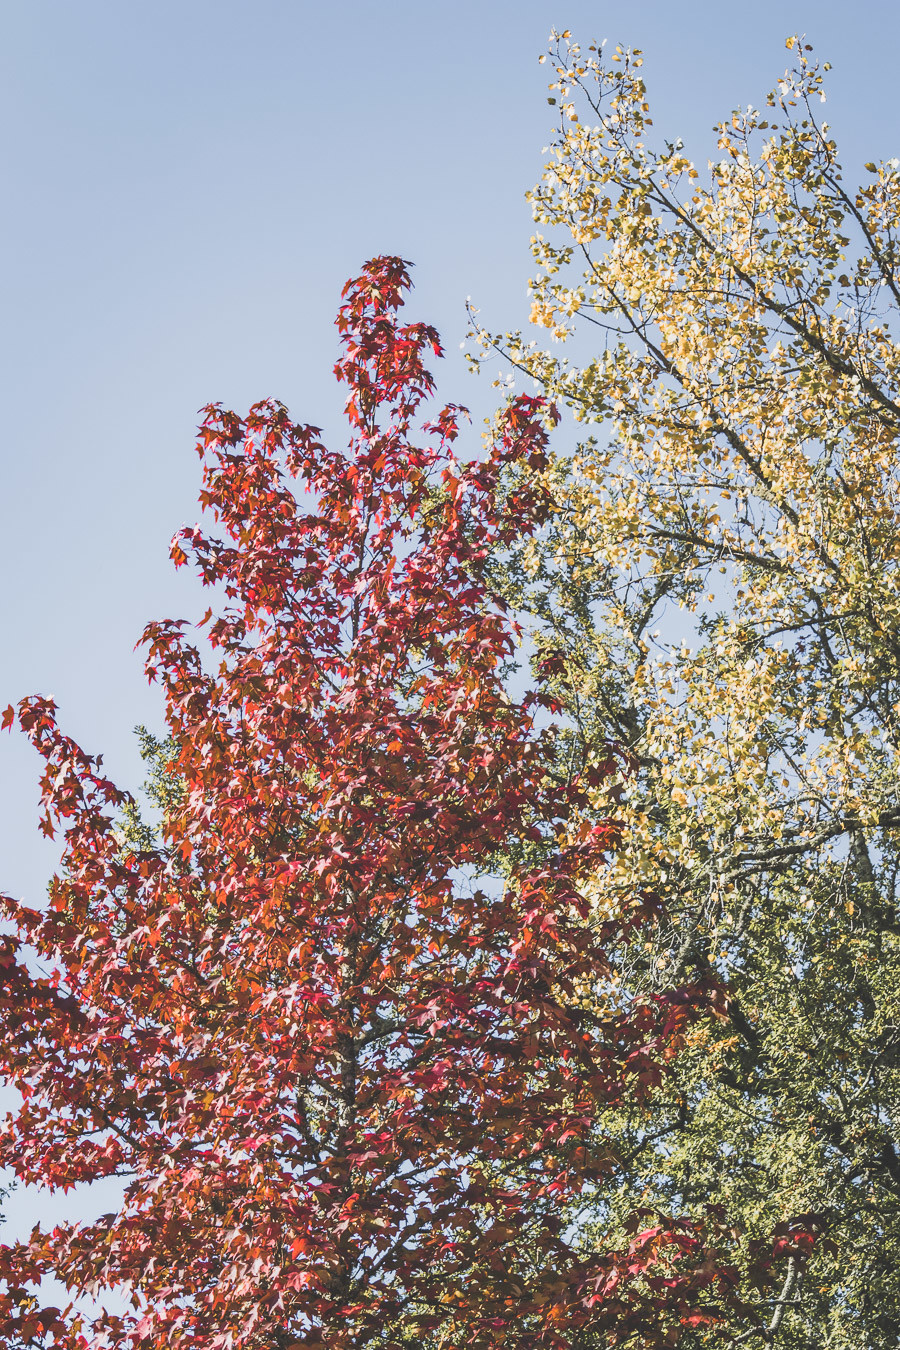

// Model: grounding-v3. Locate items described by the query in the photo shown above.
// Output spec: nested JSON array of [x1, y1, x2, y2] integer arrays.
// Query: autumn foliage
[[470, 31, 900, 1345], [0, 260, 733, 1348]]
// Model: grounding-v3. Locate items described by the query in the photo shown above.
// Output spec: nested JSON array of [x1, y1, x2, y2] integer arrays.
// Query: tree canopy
[[0, 259, 741, 1349], [471, 31, 900, 1348]]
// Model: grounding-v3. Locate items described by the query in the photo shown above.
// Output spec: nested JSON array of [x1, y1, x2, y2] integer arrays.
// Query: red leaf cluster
[[0, 259, 736, 1348]]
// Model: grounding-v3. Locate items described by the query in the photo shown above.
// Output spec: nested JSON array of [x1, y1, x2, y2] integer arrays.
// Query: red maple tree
[[0, 259, 736, 1348]]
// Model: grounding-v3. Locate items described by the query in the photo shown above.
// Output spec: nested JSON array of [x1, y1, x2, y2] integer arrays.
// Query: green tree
[[472, 32, 900, 1347]]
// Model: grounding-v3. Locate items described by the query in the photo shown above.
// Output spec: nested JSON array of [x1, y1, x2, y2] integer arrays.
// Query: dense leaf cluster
[[474, 32, 900, 1348], [0, 261, 739, 1348]]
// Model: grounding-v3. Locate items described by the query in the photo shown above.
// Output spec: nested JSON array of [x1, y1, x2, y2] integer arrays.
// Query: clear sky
[[1, 0, 898, 1248]]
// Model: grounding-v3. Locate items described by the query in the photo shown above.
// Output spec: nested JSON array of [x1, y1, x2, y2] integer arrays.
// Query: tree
[[0, 258, 734, 1349], [472, 32, 900, 1347]]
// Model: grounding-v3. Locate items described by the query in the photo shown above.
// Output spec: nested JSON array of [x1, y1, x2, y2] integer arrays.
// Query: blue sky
[[1, 0, 899, 1251]]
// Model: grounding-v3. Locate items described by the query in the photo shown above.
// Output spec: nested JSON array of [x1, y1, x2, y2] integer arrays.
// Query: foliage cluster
[[0, 260, 739, 1348], [471, 31, 900, 1347]]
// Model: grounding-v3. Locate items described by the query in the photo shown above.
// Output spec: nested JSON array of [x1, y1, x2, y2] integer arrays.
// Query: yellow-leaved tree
[[472, 33, 900, 1348]]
